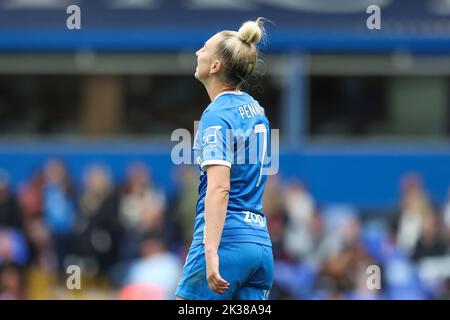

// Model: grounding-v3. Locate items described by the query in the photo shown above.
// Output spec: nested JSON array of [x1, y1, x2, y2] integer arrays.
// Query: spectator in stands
[[0, 169, 24, 231], [119, 162, 166, 260], [0, 228, 29, 267], [125, 230, 182, 300], [412, 211, 447, 261], [0, 263, 26, 300], [314, 211, 376, 299], [263, 175, 289, 261], [396, 172, 435, 256], [170, 166, 198, 249], [22, 218, 58, 299], [42, 158, 76, 271], [24, 218, 56, 269], [18, 169, 45, 221], [73, 164, 122, 282], [282, 179, 316, 261], [307, 205, 360, 268]]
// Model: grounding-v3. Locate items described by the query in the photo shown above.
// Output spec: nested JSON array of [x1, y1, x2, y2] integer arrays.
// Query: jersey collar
[[213, 90, 244, 102]]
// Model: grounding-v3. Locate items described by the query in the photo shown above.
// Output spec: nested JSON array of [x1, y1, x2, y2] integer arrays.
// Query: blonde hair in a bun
[[216, 17, 267, 87], [238, 17, 265, 45]]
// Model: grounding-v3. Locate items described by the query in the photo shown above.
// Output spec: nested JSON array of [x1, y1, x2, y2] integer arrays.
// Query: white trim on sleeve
[[201, 160, 232, 170]]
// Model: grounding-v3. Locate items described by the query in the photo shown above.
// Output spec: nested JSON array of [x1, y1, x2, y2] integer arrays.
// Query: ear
[[210, 59, 222, 75]]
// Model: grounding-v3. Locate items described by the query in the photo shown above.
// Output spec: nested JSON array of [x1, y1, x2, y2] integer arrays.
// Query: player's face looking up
[[195, 18, 265, 93], [194, 33, 224, 84]]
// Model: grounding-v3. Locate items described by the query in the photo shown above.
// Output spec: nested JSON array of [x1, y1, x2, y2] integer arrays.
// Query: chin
[[194, 72, 204, 82]]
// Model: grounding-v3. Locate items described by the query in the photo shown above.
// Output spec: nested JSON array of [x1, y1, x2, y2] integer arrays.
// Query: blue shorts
[[175, 242, 273, 300]]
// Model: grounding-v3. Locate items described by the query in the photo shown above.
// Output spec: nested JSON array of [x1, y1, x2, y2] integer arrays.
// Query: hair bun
[[238, 18, 265, 45]]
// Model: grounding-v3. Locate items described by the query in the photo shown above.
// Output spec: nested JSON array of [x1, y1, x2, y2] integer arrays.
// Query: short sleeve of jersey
[[199, 109, 234, 170]]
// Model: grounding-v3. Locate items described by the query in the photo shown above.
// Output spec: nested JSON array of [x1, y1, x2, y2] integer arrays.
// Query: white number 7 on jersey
[[254, 123, 267, 188]]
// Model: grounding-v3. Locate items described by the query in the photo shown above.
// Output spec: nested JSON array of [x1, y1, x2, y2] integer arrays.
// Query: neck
[[204, 78, 237, 102]]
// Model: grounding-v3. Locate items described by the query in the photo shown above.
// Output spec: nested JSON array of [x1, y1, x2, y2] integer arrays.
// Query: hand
[[205, 250, 230, 295]]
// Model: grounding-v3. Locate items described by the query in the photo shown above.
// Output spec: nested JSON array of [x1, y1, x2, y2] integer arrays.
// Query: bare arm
[[204, 164, 231, 294]]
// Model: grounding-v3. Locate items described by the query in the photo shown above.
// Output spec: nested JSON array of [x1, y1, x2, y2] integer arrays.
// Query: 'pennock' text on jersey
[[239, 103, 265, 120]]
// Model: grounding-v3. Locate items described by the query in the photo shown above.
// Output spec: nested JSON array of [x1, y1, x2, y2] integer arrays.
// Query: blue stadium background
[[0, 0, 449, 300]]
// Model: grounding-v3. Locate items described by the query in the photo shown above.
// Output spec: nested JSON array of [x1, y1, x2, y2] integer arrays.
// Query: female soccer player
[[175, 18, 273, 300]]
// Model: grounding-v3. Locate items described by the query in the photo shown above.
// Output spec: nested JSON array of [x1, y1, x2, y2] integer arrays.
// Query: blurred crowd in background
[[1, 158, 450, 300], [1, 0, 450, 302]]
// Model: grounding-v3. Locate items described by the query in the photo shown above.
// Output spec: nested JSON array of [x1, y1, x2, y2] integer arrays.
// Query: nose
[[195, 49, 200, 56]]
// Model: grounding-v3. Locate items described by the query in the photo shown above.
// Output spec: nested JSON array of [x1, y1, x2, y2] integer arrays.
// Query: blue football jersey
[[191, 91, 272, 247]]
